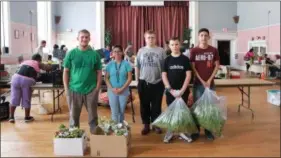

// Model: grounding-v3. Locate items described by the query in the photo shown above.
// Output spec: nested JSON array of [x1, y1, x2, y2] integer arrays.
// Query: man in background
[[36, 40, 47, 57], [103, 45, 111, 63]]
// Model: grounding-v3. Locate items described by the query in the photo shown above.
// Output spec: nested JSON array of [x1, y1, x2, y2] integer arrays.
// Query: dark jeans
[[138, 80, 164, 124], [246, 63, 250, 71], [269, 66, 280, 77]]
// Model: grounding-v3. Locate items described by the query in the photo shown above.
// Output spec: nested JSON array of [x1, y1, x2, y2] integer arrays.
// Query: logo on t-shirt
[[195, 52, 214, 61], [195, 52, 214, 68], [169, 65, 184, 70], [141, 52, 160, 67]]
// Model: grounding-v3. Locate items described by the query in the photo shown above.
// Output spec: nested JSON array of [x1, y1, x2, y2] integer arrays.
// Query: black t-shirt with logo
[[163, 54, 192, 90]]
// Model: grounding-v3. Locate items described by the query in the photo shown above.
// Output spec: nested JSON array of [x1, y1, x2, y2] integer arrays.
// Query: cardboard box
[[90, 131, 131, 157], [53, 133, 87, 156]]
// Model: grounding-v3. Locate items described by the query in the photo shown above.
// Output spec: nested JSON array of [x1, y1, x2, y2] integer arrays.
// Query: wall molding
[[238, 23, 281, 32]]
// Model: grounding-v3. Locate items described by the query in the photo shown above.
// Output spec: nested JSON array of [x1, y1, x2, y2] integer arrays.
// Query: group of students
[[135, 28, 219, 143], [9, 27, 219, 143]]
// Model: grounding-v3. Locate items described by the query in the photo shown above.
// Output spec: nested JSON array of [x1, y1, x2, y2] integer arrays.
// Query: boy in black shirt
[[162, 37, 193, 143]]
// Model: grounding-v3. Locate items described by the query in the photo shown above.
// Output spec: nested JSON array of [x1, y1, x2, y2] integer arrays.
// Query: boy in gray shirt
[[135, 30, 166, 135]]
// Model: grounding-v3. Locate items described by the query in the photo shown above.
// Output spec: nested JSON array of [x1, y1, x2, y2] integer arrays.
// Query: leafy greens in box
[[97, 116, 130, 137], [55, 124, 84, 138]]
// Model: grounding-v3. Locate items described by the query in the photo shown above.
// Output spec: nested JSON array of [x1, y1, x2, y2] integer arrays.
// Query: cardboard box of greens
[[90, 117, 131, 157]]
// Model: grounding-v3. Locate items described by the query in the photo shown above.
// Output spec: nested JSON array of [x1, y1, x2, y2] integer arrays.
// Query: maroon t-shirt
[[190, 45, 220, 85]]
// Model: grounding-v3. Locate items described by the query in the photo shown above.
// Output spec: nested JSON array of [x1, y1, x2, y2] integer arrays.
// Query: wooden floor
[[1, 84, 280, 157]]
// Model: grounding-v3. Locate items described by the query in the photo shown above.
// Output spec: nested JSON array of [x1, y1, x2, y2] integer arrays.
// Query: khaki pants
[[67, 88, 99, 133]]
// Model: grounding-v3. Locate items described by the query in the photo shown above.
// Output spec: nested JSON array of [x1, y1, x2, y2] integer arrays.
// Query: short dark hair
[[41, 40, 46, 44], [53, 44, 59, 49], [60, 45, 66, 50], [169, 37, 180, 43], [113, 45, 123, 52], [165, 40, 169, 45], [48, 55, 52, 60], [198, 28, 210, 35], [32, 53, 42, 62], [249, 48, 254, 52]]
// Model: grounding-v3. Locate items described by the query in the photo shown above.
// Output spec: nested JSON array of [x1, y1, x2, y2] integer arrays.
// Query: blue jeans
[[193, 84, 215, 103], [108, 89, 129, 123]]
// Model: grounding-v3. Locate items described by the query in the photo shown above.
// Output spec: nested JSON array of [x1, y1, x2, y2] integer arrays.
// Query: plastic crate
[[266, 90, 280, 106], [0, 96, 9, 121]]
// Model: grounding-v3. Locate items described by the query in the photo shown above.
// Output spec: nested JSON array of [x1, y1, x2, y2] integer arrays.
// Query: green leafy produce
[[152, 98, 198, 134], [98, 116, 130, 137], [55, 124, 84, 138], [193, 104, 225, 137]]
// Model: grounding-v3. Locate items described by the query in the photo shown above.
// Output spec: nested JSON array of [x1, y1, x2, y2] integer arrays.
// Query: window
[[248, 40, 267, 57], [0, 1, 10, 54], [37, 1, 51, 54]]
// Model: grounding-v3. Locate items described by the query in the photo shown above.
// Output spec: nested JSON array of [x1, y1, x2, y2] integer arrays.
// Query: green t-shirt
[[63, 47, 102, 94]]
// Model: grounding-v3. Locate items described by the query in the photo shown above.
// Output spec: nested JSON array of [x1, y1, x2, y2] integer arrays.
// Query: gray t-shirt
[[136, 46, 166, 84]]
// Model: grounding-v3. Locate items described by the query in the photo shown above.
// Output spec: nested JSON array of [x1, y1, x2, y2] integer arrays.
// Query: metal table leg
[[237, 86, 254, 120], [51, 89, 64, 121], [129, 88, 135, 123], [51, 89, 55, 122]]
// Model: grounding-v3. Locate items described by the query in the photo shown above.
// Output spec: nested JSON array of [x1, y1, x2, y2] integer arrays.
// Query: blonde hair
[[144, 30, 156, 36]]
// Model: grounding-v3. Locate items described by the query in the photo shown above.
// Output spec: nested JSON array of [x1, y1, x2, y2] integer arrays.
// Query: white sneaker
[[179, 133, 192, 143], [163, 131, 174, 143]]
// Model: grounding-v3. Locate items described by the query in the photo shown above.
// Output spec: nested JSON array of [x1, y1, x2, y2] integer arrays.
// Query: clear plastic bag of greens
[[152, 97, 198, 134], [192, 88, 227, 137]]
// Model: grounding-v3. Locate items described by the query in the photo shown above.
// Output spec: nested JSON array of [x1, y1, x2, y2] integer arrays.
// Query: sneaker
[[179, 133, 192, 143], [205, 129, 215, 141], [9, 117, 15, 123], [152, 125, 163, 134], [191, 133, 200, 141], [163, 131, 174, 143], [24, 116, 34, 122]]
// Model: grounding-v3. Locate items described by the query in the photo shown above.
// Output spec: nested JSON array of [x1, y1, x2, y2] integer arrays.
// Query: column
[[189, 1, 199, 45], [95, 1, 105, 49]]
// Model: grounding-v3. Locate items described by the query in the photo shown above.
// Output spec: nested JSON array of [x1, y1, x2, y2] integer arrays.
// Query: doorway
[[217, 40, 230, 66]]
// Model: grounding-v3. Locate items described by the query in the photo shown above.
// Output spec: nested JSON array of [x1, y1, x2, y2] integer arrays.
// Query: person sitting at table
[[105, 45, 132, 123], [268, 54, 281, 78], [9, 54, 52, 123], [244, 48, 255, 73]]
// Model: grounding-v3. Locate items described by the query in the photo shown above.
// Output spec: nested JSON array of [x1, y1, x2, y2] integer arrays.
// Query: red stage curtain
[[105, 1, 189, 53]]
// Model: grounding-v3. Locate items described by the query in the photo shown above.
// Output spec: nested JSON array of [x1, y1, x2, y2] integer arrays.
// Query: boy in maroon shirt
[[189, 28, 220, 141]]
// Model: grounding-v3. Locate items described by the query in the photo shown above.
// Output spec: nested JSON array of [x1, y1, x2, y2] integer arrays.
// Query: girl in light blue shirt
[[105, 45, 132, 123]]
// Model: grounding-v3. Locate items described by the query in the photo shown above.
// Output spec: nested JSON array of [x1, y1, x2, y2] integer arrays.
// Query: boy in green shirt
[[63, 29, 102, 134]]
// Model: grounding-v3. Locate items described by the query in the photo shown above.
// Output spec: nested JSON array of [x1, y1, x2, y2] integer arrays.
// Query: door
[[217, 40, 231, 66]]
